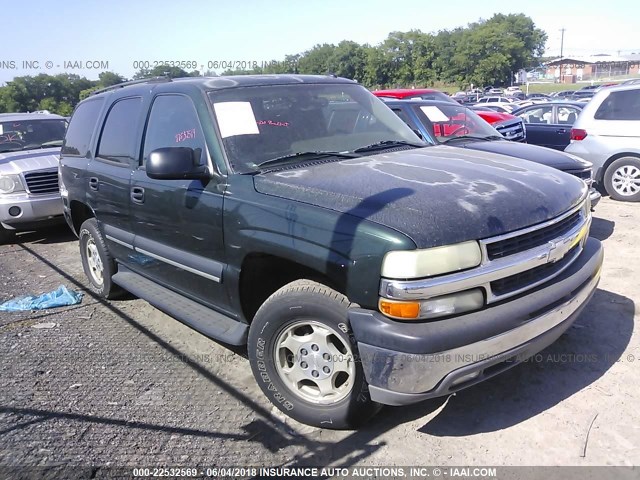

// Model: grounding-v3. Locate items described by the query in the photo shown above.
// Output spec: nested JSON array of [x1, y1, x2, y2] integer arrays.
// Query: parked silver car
[[565, 84, 640, 202], [0, 112, 67, 243]]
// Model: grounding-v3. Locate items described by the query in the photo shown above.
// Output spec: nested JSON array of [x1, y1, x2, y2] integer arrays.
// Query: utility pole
[[559, 28, 566, 83]]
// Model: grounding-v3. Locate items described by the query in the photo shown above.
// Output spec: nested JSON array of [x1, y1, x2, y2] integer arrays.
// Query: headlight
[[379, 289, 484, 320], [0, 174, 25, 194], [381, 240, 482, 279]]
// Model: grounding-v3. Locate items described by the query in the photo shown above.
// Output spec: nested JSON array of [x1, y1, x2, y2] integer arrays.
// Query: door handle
[[131, 187, 145, 204], [89, 177, 99, 191], [555, 128, 567, 134]]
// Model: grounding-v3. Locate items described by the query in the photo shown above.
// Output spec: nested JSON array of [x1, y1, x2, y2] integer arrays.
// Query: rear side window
[[61, 98, 104, 156], [594, 90, 640, 120], [97, 97, 143, 164]]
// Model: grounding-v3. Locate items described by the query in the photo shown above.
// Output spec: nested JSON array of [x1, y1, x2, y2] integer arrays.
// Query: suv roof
[[88, 74, 357, 99]]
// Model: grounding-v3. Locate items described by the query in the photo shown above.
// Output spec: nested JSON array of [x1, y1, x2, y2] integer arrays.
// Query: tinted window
[[62, 98, 104, 156], [97, 97, 143, 164], [595, 90, 640, 120], [143, 95, 206, 164]]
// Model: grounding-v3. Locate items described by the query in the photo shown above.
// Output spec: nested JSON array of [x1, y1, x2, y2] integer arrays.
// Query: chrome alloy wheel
[[611, 164, 640, 197], [85, 237, 104, 285], [274, 320, 356, 404]]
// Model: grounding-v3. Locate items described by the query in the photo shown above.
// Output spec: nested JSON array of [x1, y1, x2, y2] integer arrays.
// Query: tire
[[604, 156, 640, 202], [78, 218, 122, 299], [0, 224, 15, 245], [248, 279, 381, 429]]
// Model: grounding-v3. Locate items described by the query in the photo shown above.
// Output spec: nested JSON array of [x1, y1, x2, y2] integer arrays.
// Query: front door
[[129, 94, 230, 312]]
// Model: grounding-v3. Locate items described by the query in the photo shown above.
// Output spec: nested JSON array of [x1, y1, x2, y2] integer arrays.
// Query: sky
[[1, 0, 638, 84]]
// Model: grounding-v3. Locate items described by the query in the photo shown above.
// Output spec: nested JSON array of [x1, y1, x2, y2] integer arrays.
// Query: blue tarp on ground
[[0, 285, 83, 312]]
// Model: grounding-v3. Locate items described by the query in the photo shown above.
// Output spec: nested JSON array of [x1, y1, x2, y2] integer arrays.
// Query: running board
[[112, 266, 247, 346]]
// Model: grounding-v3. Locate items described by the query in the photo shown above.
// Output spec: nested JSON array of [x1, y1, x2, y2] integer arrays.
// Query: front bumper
[[0, 192, 64, 230], [349, 237, 603, 406], [589, 187, 601, 209]]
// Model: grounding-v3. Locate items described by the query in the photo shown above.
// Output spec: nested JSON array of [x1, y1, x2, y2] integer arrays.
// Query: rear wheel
[[78, 218, 122, 299], [604, 156, 640, 202], [248, 279, 380, 429]]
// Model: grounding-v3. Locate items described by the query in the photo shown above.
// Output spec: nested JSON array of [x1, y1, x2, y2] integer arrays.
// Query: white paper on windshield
[[419, 106, 450, 122], [213, 102, 259, 138], [0, 124, 3, 135]]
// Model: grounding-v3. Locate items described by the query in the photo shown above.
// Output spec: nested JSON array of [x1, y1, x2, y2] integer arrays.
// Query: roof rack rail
[[90, 76, 172, 96]]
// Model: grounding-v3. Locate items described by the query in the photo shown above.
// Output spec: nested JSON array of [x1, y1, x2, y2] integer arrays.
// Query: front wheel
[[248, 279, 380, 429], [604, 156, 640, 202]]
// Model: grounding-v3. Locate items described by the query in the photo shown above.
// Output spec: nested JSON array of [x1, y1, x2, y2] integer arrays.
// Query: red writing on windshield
[[175, 128, 196, 143], [257, 120, 290, 127]]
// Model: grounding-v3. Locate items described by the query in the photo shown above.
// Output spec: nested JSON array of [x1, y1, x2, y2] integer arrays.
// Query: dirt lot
[[0, 197, 638, 471]]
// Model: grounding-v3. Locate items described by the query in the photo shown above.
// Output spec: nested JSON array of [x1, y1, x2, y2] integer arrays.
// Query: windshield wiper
[[256, 151, 361, 170], [441, 135, 489, 144], [484, 135, 506, 141], [353, 140, 426, 153]]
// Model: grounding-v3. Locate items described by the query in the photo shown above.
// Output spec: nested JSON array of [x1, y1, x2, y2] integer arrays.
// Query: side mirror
[[146, 147, 211, 180]]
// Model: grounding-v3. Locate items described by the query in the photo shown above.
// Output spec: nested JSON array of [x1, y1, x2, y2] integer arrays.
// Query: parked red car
[[373, 89, 526, 142]]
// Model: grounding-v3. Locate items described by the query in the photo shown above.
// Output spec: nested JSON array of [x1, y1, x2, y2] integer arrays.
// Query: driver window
[[143, 95, 206, 165]]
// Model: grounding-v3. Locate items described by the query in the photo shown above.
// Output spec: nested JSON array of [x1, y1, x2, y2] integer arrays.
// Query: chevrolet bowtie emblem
[[547, 224, 587, 264], [547, 237, 572, 263]]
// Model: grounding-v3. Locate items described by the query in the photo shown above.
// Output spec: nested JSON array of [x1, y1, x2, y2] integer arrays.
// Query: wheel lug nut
[[311, 344, 319, 351], [300, 348, 308, 356], [323, 353, 331, 361], [301, 361, 308, 369], [312, 370, 319, 378], [323, 366, 330, 374]]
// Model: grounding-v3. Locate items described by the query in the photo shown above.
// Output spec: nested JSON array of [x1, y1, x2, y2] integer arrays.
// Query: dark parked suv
[[60, 75, 603, 428]]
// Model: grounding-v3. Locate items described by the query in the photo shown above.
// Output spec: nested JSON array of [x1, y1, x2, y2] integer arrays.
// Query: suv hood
[[253, 146, 587, 248], [459, 140, 593, 171], [0, 148, 61, 174]]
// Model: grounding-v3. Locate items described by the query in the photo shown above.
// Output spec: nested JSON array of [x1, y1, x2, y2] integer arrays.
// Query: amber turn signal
[[378, 299, 420, 319]]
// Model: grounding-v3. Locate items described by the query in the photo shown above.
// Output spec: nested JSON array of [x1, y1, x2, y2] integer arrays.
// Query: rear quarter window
[[594, 90, 640, 120], [61, 98, 105, 156]]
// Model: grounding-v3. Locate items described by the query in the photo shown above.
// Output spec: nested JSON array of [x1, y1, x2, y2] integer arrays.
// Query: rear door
[[129, 94, 229, 311], [88, 97, 143, 262], [517, 104, 556, 148], [554, 105, 582, 149]]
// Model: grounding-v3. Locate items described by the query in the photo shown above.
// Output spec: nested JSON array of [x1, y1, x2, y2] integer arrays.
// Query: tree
[[133, 65, 193, 79], [98, 71, 126, 87]]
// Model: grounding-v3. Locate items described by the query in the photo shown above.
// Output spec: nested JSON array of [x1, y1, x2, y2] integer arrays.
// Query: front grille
[[491, 244, 580, 296], [495, 119, 526, 142], [24, 169, 59, 194], [486, 210, 582, 260], [565, 168, 593, 186]]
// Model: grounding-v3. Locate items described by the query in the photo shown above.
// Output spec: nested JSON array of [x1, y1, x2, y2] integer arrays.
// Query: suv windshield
[[413, 103, 502, 142], [208, 83, 422, 173], [0, 119, 67, 153]]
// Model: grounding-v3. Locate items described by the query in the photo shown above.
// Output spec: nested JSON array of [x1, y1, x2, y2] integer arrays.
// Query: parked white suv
[[565, 84, 640, 201], [0, 112, 67, 242]]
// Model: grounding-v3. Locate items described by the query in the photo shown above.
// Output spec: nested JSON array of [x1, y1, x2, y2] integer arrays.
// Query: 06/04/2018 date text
[[131, 60, 298, 71]]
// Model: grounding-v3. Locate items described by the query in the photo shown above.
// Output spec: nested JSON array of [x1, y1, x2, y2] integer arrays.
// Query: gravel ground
[[0, 197, 638, 473]]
